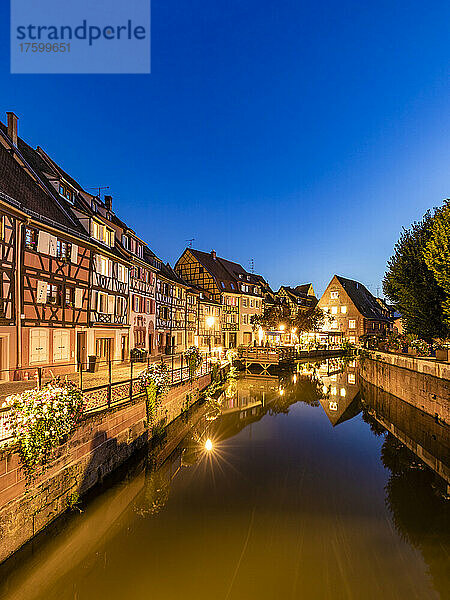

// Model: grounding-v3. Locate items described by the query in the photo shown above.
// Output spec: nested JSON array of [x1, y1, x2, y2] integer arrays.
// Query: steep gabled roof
[[0, 121, 94, 218], [335, 275, 389, 321], [188, 249, 238, 292], [158, 261, 190, 287], [0, 142, 86, 236]]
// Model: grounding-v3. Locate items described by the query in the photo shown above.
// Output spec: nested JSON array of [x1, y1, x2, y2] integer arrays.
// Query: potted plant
[[434, 341, 450, 362], [130, 347, 148, 363], [5, 378, 85, 482], [184, 346, 203, 379], [138, 362, 171, 424], [410, 339, 430, 357]]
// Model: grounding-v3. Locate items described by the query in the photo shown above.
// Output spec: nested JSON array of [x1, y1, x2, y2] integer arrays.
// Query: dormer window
[[92, 220, 114, 247], [59, 182, 75, 204], [330, 291, 339, 299], [122, 234, 130, 250]]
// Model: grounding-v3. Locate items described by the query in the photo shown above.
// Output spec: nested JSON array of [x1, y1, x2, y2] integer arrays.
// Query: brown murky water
[[0, 359, 448, 600]]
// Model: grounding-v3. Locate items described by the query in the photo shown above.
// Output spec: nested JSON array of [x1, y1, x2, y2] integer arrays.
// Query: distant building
[[318, 275, 390, 345], [175, 248, 264, 348], [276, 284, 318, 319]]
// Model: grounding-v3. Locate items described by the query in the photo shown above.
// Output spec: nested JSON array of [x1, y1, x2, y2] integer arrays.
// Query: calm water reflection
[[0, 360, 448, 600]]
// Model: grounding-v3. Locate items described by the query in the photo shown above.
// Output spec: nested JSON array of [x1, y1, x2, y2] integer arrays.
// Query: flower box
[[407, 347, 418, 356]]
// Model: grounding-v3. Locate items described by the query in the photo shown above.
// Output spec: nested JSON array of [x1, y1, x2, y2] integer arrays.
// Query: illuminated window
[[322, 306, 328, 312], [340, 388, 346, 397], [65, 287, 75, 307], [349, 319, 356, 329], [348, 374, 356, 384], [92, 220, 114, 246], [117, 264, 128, 283], [56, 239, 71, 259], [331, 386, 337, 395], [46, 284, 61, 306], [98, 256, 111, 277], [349, 336, 356, 344], [331, 306, 338, 315], [25, 228, 38, 250], [330, 291, 339, 299], [341, 305, 347, 313], [97, 292, 109, 313]]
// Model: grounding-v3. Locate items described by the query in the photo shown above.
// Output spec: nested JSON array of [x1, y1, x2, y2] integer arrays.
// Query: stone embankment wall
[[0, 372, 213, 564], [360, 351, 449, 423]]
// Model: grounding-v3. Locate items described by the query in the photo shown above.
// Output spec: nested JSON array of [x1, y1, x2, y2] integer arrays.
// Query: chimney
[[211, 249, 217, 260], [6, 112, 18, 146], [104, 195, 112, 211]]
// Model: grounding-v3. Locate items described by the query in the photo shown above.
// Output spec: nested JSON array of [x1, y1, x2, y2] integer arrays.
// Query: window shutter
[[71, 244, 78, 263], [48, 235, 58, 257], [75, 288, 83, 309], [108, 295, 115, 315], [36, 280, 47, 304], [37, 231, 50, 254]]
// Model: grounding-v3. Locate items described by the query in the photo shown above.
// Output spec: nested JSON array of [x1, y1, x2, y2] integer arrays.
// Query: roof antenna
[[249, 258, 255, 273], [87, 185, 110, 199], [186, 238, 195, 248]]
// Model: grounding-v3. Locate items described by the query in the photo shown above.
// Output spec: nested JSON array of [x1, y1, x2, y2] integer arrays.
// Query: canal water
[[0, 359, 448, 600]]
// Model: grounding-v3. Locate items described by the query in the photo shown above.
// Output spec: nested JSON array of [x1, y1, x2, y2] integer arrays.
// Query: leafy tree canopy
[[383, 209, 449, 341], [250, 302, 327, 334], [423, 199, 450, 325]]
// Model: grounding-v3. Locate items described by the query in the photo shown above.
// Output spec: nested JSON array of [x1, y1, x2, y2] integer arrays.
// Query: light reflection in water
[[0, 357, 448, 600]]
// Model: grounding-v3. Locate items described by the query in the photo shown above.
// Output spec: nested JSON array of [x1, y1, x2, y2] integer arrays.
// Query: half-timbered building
[[0, 190, 18, 380], [0, 115, 91, 376], [4, 120, 133, 364], [276, 285, 318, 318], [175, 248, 265, 348], [197, 290, 221, 351], [155, 266, 174, 355]]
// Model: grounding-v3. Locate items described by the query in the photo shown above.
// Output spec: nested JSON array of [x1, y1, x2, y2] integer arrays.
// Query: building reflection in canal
[[0, 358, 448, 600]]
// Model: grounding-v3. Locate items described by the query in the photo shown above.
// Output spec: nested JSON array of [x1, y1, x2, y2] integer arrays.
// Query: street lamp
[[206, 315, 215, 353]]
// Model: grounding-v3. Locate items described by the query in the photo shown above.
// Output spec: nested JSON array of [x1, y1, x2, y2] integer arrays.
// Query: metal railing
[[0, 352, 218, 445]]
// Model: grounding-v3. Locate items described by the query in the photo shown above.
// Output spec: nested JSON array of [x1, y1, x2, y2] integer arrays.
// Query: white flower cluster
[[138, 362, 171, 397]]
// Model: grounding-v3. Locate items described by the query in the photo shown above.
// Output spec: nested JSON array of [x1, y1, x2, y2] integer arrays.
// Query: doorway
[[77, 332, 87, 369], [96, 338, 112, 362], [121, 335, 128, 361], [0, 337, 7, 380], [148, 333, 153, 354]]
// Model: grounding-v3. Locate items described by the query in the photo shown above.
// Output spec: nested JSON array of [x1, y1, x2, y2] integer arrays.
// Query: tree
[[423, 199, 450, 325], [251, 302, 327, 335], [383, 210, 449, 342], [250, 301, 290, 331]]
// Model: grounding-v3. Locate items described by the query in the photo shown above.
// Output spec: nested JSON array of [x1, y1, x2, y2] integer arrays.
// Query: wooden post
[[107, 359, 112, 407], [130, 359, 133, 400]]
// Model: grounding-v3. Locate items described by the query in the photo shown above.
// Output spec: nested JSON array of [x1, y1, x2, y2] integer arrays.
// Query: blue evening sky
[[1, 1, 449, 296]]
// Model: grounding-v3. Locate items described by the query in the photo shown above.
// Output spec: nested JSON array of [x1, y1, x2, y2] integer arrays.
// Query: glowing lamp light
[[205, 438, 213, 452], [279, 324, 285, 331], [258, 326, 264, 345], [279, 387, 284, 396]]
